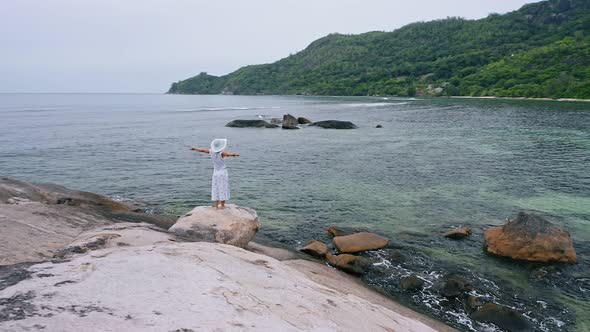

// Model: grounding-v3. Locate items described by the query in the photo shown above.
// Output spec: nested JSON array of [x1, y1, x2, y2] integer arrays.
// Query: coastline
[[0, 177, 456, 331]]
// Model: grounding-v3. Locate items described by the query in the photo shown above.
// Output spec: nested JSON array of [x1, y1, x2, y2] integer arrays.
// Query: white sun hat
[[210, 138, 227, 153]]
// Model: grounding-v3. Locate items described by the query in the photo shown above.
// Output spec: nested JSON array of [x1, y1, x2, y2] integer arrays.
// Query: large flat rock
[[333, 232, 389, 253], [0, 242, 447, 332], [169, 205, 260, 248]]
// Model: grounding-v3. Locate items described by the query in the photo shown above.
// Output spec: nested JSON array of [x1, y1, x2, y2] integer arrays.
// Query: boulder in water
[[484, 212, 576, 263], [400, 275, 424, 291], [325, 253, 371, 275], [169, 205, 260, 248], [226, 119, 278, 128], [282, 114, 300, 129], [297, 117, 312, 124], [309, 120, 358, 129], [471, 303, 532, 332], [333, 232, 389, 253], [376, 124, 383, 128], [439, 274, 472, 298], [443, 227, 472, 239], [299, 240, 329, 258]]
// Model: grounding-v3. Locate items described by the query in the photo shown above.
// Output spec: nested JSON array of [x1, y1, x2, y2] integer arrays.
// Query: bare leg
[[221, 201, 225, 209], [214, 200, 219, 209]]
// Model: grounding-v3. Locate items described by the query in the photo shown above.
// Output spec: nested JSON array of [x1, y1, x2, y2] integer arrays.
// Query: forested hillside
[[169, 0, 590, 99]]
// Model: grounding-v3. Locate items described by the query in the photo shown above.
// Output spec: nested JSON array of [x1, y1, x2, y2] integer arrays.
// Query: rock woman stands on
[[191, 139, 239, 209]]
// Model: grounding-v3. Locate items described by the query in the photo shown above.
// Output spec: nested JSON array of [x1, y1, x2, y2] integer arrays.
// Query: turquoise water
[[1, 94, 589, 331]]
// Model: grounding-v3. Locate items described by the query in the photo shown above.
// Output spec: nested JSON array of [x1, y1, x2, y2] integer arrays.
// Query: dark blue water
[[1, 94, 589, 331]]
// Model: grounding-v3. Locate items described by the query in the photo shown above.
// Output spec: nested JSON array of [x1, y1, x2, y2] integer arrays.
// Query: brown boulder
[[325, 254, 371, 275], [333, 232, 389, 253], [484, 212, 576, 263], [282, 114, 299, 129], [443, 227, 472, 239], [300, 240, 329, 258], [400, 275, 424, 291]]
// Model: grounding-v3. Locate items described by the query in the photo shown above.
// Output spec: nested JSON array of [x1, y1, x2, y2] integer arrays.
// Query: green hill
[[168, 0, 590, 99]]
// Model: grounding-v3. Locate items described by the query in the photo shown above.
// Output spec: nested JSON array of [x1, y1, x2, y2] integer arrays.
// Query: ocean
[[1, 93, 589, 331]]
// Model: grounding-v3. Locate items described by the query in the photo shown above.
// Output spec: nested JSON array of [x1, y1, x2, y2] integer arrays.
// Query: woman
[[191, 139, 239, 209]]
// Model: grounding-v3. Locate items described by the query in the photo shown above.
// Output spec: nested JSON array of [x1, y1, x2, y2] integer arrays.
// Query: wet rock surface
[[439, 275, 473, 298], [485, 212, 577, 263], [297, 117, 312, 124]]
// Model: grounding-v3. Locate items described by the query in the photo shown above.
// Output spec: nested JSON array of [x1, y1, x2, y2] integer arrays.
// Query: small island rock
[[299, 240, 329, 258], [282, 114, 300, 129], [376, 124, 383, 128], [326, 253, 371, 275], [297, 117, 312, 124], [471, 303, 532, 332], [310, 120, 358, 129], [484, 212, 576, 263], [443, 227, 472, 239], [169, 205, 260, 248], [226, 119, 279, 128], [333, 232, 389, 253]]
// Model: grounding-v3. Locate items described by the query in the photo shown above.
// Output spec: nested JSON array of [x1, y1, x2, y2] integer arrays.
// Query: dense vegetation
[[169, 0, 590, 99]]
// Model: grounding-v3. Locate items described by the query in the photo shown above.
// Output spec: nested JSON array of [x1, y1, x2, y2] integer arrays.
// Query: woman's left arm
[[191, 147, 210, 153]]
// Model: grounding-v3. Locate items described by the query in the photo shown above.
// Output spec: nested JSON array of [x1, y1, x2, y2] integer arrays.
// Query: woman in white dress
[[191, 139, 239, 209]]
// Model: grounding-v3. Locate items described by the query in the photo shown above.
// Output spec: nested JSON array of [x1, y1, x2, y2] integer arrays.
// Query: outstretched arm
[[190, 147, 210, 154], [222, 151, 240, 157]]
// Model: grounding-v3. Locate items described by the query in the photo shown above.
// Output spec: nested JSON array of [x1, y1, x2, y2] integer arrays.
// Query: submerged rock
[[439, 274, 472, 298], [333, 232, 389, 253], [376, 124, 383, 128], [443, 227, 472, 239], [225, 119, 279, 128], [325, 253, 371, 275], [309, 120, 358, 129], [297, 117, 312, 124], [281, 114, 299, 129], [327, 226, 355, 238], [169, 205, 260, 248], [299, 240, 329, 258], [471, 303, 532, 332], [484, 212, 576, 263], [400, 275, 424, 291], [0, 242, 444, 332]]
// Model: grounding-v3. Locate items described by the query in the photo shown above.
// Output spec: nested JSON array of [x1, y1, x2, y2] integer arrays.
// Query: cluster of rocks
[[299, 227, 389, 275], [226, 114, 358, 129]]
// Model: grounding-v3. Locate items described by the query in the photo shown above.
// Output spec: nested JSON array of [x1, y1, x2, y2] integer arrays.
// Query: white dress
[[210, 151, 230, 201]]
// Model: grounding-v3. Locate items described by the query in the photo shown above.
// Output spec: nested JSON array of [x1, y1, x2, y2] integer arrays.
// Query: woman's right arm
[[190, 147, 210, 154]]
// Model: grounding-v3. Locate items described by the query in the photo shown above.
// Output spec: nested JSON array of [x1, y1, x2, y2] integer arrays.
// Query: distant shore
[[447, 95, 590, 102]]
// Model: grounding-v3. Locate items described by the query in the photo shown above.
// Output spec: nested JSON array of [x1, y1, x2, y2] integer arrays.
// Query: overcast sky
[[0, 0, 534, 93]]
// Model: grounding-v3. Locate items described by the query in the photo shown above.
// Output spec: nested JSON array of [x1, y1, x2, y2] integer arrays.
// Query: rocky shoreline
[[0, 178, 454, 331]]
